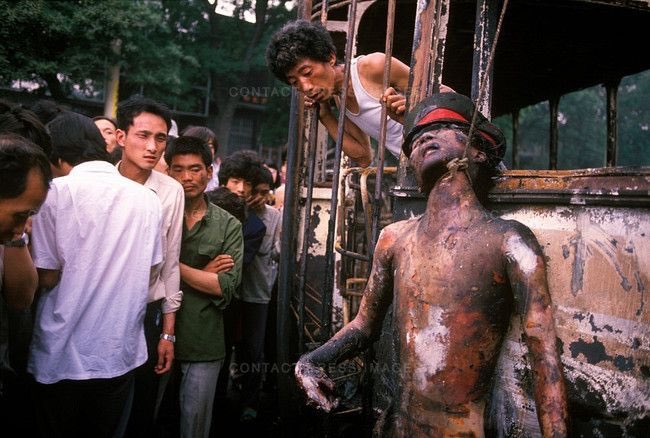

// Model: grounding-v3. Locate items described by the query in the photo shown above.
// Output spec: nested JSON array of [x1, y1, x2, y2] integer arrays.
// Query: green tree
[[0, 0, 194, 101]]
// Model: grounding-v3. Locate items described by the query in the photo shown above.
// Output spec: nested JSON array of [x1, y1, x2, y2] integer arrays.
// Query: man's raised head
[[402, 92, 506, 168], [266, 19, 337, 84]]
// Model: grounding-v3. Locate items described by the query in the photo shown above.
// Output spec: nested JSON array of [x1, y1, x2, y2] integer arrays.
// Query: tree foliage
[[0, 0, 195, 100], [494, 70, 650, 170]]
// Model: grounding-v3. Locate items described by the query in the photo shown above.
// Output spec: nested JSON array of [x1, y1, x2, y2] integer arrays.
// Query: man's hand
[[247, 192, 267, 212], [203, 254, 234, 274], [295, 360, 339, 413], [381, 87, 406, 124], [155, 339, 174, 375]]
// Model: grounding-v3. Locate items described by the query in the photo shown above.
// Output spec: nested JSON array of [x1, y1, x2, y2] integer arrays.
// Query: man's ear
[[329, 52, 336, 66], [207, 164, 213, 181], [115, 129, 126, 147]]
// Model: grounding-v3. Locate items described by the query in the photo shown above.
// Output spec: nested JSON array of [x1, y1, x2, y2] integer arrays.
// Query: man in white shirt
[[29, 112, 163, 436], [114, 95, 185, 436]]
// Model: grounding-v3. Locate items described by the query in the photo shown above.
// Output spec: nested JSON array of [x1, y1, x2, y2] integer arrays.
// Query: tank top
[[345, 56, 404, 159]]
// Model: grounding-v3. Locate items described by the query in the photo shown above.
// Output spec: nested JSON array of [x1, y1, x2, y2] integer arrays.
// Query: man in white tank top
[[266, 20, 414, 167]]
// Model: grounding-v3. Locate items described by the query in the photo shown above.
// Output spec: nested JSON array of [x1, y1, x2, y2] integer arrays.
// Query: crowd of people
[[0, 92, 286, 437], [1, 18, 568, 438]]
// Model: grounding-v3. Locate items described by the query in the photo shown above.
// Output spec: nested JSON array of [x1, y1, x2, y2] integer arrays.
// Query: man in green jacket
[[165, 136, 243, 438]]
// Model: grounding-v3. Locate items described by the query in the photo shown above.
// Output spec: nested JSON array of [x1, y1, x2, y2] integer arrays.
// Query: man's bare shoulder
[[376, 216, 419, 249], [491, 217, 544, 260], [357, 52, 388, 82]]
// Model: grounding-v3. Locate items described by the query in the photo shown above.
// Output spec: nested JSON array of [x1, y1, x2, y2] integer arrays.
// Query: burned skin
[[295, 129, 568, 437]]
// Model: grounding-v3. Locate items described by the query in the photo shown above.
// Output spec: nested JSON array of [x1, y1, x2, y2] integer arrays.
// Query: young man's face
[[0, 168, 48, 241], [249, 182, 271, 213], [408, 127, 472, 190], [286, 54, 337, 102], [94, 119, 118, 153], [224, 177, 252, 200], [117, 112, 168, 171], [168, 153, 212, 200]]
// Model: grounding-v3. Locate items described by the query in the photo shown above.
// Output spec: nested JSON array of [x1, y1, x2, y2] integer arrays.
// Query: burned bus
[[275, 0, 649, 435]]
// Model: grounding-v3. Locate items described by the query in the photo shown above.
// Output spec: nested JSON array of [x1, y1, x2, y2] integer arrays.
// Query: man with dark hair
[[114, 94, 184, 437], [28, 112, 163, 437], [294, 93, 568, 437], [237, 164, 282, 422], [214, 150, 267, 402], [267, 20, 446, 167], [0, 99, 52, 158], [0, 134, 51, 303], [48, 112, 111, 176], [0, 105, 53, 436], [180, 125, 221, 192], [166, 136, 243, 438], [218, 150, 267, 267]]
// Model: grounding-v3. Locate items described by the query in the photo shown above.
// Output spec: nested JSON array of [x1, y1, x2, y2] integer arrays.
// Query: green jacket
[[175, 201, 243, 361]]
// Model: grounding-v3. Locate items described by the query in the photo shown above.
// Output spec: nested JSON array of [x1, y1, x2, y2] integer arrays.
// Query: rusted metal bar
[[396, 0, 448, 210], [320, 0, 328, 23], [549, 95, 559, 170], [297, 108, 320, 354], [277, 87, 300, 424], [304, 305, 322, 328], [472, 0, 498, 115], [512, 109, 520, 169], [370, 0, 396, 256], [606, 79, 620, 167], [321, 0, 358, 343]]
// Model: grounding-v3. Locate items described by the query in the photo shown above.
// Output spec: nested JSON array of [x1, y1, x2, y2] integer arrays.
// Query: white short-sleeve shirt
[[29, 161, 163, 384]]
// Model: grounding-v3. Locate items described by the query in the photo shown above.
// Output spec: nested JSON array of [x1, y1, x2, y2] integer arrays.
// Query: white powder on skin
[[505, 234, 538, 275]]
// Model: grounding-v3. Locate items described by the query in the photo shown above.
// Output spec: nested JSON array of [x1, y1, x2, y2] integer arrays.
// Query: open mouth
[[422, 143, 440, 157]]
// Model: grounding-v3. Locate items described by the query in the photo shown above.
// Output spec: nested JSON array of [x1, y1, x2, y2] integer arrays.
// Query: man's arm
[[179, 218, 243, 300], [504, 225, 568, 437], [295, 226, 397, 412], [362, 53, 410, 124], [179, 256, 235, 296], [155, 185, 184, 374], [3, 245, 38, 310]]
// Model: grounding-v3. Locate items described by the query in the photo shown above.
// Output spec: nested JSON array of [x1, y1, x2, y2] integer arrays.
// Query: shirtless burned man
[[294, 92, 568, 437]]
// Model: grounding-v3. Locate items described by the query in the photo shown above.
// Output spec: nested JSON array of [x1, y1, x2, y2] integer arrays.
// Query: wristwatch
[[4, 232, 29, 248], [160, 333, 176, 343]]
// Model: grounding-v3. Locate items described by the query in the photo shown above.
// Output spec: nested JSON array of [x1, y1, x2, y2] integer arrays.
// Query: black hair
[[30, 99, 67, 125], [206, 187, 246, 224], [264, 159, 282, 189], [0, 133, 52, 199], [251, 164, 274, 188], [164, 135, 212, 168], [266, 19, 336, 83], [116, 95, 172, 133], [218, 150, 265, 185], [180, 125, 219, 157], [93, 115, 118, 129], [0, 99, 52, 158], [47, 112, 111, 166]]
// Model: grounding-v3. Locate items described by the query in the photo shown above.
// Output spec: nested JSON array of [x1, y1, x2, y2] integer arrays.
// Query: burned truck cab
[[277, 1, 649, 435]]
